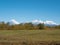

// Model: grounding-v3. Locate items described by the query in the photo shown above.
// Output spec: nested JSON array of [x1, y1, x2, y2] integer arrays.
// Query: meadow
[[0, 30, 60, 45]]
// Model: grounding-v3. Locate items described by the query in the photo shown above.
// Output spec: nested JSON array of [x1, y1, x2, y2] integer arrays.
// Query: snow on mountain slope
[[10, 19, 19, 25], [9, 19, 58, 26], [32, 20, 58, 26]]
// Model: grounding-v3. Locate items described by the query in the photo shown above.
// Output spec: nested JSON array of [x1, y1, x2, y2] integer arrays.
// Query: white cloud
[[11, 19, 19, 24]]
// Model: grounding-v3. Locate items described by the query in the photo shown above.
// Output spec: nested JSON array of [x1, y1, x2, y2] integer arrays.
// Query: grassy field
[[0, 30, 60, 45]]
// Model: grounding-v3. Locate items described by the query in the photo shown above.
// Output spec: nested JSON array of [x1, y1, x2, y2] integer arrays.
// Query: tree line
[[0, 22, 60, 30]]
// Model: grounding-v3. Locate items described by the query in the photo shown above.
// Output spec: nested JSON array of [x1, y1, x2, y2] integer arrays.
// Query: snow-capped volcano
[[32, 20, 58, 26], [10, 19, 20, 25], [32, 20, 44, 24], [44, 21, 57, 25], [9, 19, 58, 26]]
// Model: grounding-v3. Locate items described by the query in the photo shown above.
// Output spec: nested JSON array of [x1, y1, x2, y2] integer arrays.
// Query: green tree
[[24, 23, 34, 30], [0, 22, 6, 30], [37, 23, 45, 29]]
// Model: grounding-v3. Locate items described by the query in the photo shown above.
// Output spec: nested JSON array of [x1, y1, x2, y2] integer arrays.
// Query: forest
[[0, 21, 60, 30]]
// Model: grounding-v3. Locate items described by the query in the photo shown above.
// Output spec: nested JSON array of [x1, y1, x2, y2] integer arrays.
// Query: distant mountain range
[[9, 19, 59, 26], [32, 20, 58, 26]]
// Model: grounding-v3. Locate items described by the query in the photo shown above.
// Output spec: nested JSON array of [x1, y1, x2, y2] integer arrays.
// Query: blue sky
[[0, 0, 60, 24]]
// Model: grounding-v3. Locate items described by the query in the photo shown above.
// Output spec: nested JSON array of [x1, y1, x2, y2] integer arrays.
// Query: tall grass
[[0, 30, 60, 45]]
